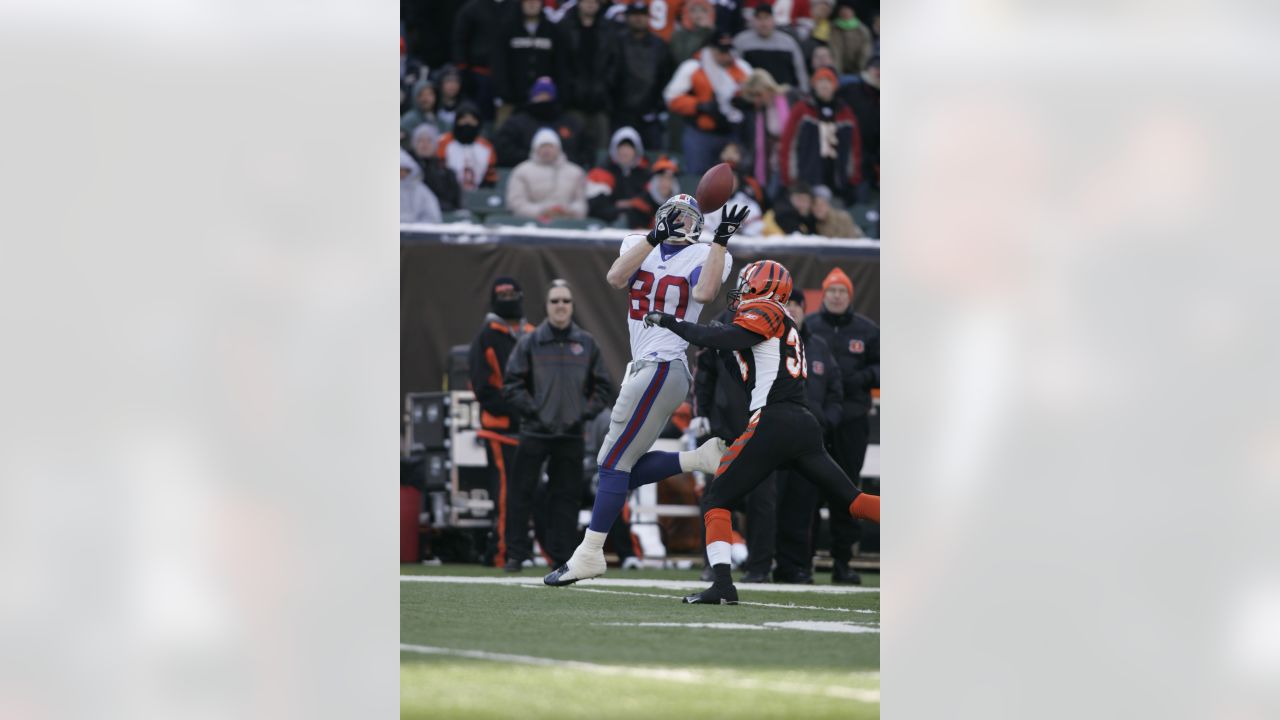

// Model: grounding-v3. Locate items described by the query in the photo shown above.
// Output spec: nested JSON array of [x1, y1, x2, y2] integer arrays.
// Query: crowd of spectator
[[400, 0, 880, 239]]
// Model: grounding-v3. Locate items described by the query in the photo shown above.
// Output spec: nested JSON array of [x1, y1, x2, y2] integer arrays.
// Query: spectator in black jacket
[[494, 0, 563, 128], [803, 266, 878, 584], [409, 125, 463, 213], [692, 303, 777, 583], [467, 277, 536, 568], [503, 280, 613, 571], [614, 2, 674, 153], [766, 181, 818, 235], [557, 0, 616, 154], [453, 0, 516, 122], [773, 293, 844, 583], [839, 53, 879, 197], [586, 127, 654, 227], [494, 77, 590, 168]]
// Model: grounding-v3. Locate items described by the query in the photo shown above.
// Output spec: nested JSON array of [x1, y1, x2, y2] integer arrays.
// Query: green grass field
[[401, 564, 880, 718]]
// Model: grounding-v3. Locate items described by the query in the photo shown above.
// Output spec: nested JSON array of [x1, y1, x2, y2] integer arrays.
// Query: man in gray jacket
[[503, 280, 614, 570], [733, 4, 809, 93]]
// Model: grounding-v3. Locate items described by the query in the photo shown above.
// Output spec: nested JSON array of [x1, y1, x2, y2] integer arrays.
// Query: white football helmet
[[655, 193, 705, 243]]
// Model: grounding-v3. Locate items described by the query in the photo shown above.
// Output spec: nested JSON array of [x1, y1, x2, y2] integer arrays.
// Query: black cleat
[[682, 583, 739, 605], [772, 569, 815, 585], [739, 571, 771, 584], [543, 564, 580, 586], [503, 560, 523, 573]]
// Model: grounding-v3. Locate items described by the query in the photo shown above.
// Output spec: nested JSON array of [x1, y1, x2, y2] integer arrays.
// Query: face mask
[[493, 298, 523, 320], [454, 124, 480, 144], [835, 17, 860, 30], [529, 102, 556, 121]]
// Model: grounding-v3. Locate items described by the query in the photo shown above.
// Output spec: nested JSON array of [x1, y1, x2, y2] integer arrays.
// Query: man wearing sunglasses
[[502, 280, 615, 571]]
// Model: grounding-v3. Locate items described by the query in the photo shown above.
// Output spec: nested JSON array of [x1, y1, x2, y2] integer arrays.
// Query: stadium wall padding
[[402, 238, 879, 402]]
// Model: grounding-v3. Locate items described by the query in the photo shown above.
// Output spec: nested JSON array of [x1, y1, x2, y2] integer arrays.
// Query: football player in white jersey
[[545, 195, 752, 586]]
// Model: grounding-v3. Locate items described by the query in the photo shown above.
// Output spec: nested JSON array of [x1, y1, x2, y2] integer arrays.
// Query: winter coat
[[732, 28, 809, 93], [505, 132, 588, 219], [664, 49, 752, 135], [840, 77, 879, 188], [804, 308, 879, 417], [493, 12, 563, 104], [504, 321, 613, 438], [779, 96, 862, 196], [827, 20, 874, 75], [494, 106, 589, 168], [615, 30, 674, 118], [557, 6, 618, 114], [412, 150, 463, 213], [400, 150, 442, 223], [468, 312, 536, 433], [585, 127, 654, 226], [815, 207, 862, 238], [453, 0, 514, 73]]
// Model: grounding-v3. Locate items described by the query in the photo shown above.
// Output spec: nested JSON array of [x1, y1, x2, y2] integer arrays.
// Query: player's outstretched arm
[[644, 312, 762, 351], [691, 204, 747, 302], [605, 209, 685, 289]]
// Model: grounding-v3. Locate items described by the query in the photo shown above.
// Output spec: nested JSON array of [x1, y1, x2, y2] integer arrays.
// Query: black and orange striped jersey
[[730, 299, 808, 412]]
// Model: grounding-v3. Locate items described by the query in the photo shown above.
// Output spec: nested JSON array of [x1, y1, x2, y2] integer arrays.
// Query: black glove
[[713, 204, 750, 246], [643, 311, 676, 329], [645, 207, 685, 246]]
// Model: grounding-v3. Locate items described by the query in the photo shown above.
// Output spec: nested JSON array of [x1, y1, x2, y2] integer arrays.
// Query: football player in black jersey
[[644, 259, 881, 604]]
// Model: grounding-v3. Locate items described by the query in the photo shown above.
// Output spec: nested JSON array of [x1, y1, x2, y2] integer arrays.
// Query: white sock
[[579, 529, 607, 553], [707, 540, 732, 567], [678, 450, 698, 472]]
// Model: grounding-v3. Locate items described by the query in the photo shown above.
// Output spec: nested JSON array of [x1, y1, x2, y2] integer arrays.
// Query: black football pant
[[742, 475, 777, 575], [775, 468, 819, 577], [507, 435, 586, 568], [826, 413, 870, 564], [703, 404, 861, 526], [482, 433, 519, 567]]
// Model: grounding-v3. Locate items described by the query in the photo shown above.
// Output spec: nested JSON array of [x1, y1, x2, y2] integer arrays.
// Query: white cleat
[[687, 436, 729, 474], [543, 545, 607, 586]]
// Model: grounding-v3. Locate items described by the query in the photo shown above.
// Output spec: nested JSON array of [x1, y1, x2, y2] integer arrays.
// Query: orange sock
[[850, 494, 880, 524], [704, 508, 733, 544]]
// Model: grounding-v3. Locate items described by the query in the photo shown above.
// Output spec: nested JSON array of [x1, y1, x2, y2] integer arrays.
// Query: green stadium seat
[[484, 213, 539, 228], [464, 189, 505, 217], [546, 217, 607, 231], [440, 209, 475, 223], [849, 204, 880, 239]]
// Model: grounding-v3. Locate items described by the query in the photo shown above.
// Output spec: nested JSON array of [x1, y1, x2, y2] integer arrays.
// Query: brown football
[[695, 163, 737, 214]]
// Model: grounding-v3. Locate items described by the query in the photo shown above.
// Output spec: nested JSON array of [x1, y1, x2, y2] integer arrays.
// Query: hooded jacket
[[410, 125, 463, 213], [503, 321, 613, 438], [400, 150, 442, 223], [400, 76, 446, 136], [468, 311, 536, 433], [615, 25, 674, 119], [493, 9, 562, 104], [505, 129, 588, 219], [585, 127, 654, 225]]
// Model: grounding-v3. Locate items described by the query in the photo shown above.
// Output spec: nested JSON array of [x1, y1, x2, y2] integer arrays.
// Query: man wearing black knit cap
[[467, 277, 535, 569]]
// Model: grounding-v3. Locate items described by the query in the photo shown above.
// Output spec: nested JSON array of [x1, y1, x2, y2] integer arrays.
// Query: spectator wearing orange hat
[[803, 266, 878, 584], [778, 64, 862, 204]]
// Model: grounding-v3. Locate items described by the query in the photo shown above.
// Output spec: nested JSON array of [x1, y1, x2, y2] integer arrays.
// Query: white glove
[[689, 416, 711, 438]]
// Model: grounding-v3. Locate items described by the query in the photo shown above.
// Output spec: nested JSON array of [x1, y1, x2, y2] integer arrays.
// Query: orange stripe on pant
[[715, 427, 758, 476], [490, 439, 510, 567]]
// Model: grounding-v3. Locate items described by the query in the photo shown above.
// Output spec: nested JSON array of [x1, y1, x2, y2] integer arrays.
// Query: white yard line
[[600, 621, 879, 635], [400, 643, 880, 703], [548, 585, 877, 614], [401, 574, 879, 595]]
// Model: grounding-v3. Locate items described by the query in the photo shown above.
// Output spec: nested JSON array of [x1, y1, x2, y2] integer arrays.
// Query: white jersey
[[620, 234, 733, 363]]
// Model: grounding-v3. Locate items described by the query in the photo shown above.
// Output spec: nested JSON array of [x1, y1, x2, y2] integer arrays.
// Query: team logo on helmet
[[655, 193, 704, 241], [727, 260, 793, 310]]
